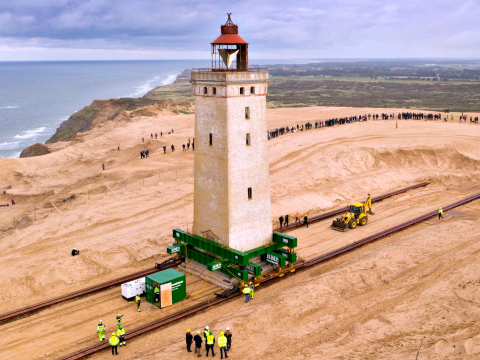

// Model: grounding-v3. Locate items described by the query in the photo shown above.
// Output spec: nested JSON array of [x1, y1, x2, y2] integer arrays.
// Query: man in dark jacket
[[194, 331, 203, 357], [186, 329, 193, 352], [279, 215, 284, 228], [225, 327, 232, 351]]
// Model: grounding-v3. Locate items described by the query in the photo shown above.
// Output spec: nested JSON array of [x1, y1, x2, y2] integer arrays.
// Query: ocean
[[0, 59, 309, 158]]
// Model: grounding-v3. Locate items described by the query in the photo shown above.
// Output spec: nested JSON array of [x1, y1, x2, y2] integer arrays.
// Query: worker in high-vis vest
[[206, 330, 216, 357], [97, 320, 106, 341], [242, 284, 251, 303], [249, 282, 255, 299], [154, 285, 160, 303], [117, 325, 126, 346], [218, 331, 228, 359], [438, 207, 443, 219], [109, 332, 120, 355], [115, 313, 123, 329], [135, 293, 141, 312]]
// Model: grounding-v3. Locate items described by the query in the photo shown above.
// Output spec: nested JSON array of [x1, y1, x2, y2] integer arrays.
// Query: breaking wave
[[14, 127, 47, 140]]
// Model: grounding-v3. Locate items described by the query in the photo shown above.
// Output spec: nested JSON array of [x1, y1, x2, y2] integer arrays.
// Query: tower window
[[251, 86, 255, 94], [209, 133, 213, 146], [203, 87, 208, 95], [246, 133, 251, 146], [248, 187, 252, 200], [240, 87, 244, 95], [245, 107, 250, 119], [213, 87, 216, 95]]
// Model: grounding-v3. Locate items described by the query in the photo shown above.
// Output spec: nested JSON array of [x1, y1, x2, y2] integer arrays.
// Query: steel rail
[[276, 182, 430, 232], [0, 258, 181, 325], [56, 190, 480, 360]]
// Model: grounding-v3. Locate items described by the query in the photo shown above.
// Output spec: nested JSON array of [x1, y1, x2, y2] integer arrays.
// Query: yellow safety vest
[[207, 334, 215, 345], [109, 335, 119, 346], [97, 325, 105, 332], [154, 287, 160, 293], [242, 287, 250, 294], [117, 328, 125, 337], [135, 295, 140, 302], [218, 335, 227, 347], [204, 330, 209, 339], [439, 208, 443, 214]]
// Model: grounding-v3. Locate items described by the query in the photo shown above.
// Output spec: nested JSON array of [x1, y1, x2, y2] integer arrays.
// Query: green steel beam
[[273, 248, 297, 263], [261, 252, 286, 267], [272, 232, 297, 248], [173, 228, 288, 265]]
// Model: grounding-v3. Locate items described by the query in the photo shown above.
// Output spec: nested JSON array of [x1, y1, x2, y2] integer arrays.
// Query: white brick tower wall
[[191, 70, 272, 251]]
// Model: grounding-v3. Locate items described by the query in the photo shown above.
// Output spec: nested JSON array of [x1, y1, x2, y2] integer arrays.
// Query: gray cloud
[[0, 0, 479, 60]]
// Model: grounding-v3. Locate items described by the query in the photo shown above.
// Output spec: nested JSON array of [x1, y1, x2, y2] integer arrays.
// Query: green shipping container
[[145, 269, 186, 309]]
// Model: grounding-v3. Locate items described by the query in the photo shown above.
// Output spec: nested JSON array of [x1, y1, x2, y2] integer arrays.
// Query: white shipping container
[[121, 277, 146, 300]]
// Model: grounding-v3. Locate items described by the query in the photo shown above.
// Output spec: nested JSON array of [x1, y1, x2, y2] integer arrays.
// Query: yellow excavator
[[331, 194, 374, 232]]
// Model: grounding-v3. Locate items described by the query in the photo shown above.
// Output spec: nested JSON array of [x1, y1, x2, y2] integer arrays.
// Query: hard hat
[[112, 332, 116, 335], [197, 331, 200, 334], [209, 331, 212, 335], [226, 327, 230, 330], [205, 326, 209, 330], [99, 320, 102, 323], [119, 326, 123, 329], [220, 331, 224, 335], [187, 329, 191, 332], [137, 293, 140, 295], [74, 247, 77, 250], [117, 313, 121, 317]]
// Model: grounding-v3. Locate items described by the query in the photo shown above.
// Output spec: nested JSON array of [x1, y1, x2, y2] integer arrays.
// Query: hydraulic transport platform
[[167, 229, 298, 281]]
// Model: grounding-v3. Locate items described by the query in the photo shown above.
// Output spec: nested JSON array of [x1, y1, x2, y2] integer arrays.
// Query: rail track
[[56, 190, 480, 360], [276, 181, 430, 232], [0, 257, 182, 325], [0, 182, 428, 326]]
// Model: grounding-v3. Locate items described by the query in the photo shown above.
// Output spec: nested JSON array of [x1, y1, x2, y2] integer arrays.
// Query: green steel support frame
[[169, 229, 298, 280]]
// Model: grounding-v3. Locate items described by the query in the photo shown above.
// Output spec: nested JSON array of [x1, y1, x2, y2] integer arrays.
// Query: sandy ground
[[1, 106, 480, 359]]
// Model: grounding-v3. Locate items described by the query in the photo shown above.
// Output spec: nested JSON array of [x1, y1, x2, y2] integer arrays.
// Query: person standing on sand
[[155, 133, 157, 139], [186, 329, 193, 353], [225, 327, 232, 351], [151, 133, 153, 139], [102, 163, 105, 171], [142, 137, 144, 143], [194, 331, 203, 357], [279, 215, 284, 228], [438, 208, 443, 219], [163, 146, 166, 154], [303, 213, 309, 228], [182, 144, 186, 151], [285, 214, 289, 227], [171, 144, 175, 152], [109, 332, 119, 355]]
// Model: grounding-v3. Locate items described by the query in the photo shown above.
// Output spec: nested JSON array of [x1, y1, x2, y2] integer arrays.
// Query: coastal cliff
[[43, 72, 194, 146]]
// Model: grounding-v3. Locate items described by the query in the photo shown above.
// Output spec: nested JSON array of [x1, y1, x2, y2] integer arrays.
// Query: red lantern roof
[[211, 13, 248, 45]]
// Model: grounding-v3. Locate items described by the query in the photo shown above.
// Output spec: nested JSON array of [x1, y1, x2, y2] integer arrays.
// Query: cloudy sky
[[0, 0, 479, 61]]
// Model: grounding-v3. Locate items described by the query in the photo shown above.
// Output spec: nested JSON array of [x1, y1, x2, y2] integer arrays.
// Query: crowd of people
[[268, 111, 479, 141], [186, 325, 232, 358], [97, 314, 127, 355], [278, 212, 308, 229]]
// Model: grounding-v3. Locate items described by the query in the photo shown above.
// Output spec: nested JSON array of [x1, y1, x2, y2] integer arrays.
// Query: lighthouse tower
[[191, 14, 272, 251]]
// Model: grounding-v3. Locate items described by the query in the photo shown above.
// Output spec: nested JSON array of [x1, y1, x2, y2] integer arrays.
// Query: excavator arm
[[365, 194, 374, 215]]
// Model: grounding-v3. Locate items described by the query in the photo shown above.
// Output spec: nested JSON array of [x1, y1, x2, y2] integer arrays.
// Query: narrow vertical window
[[245, 107, 250, 119], [250, 86, 255, 94], [240, 87, 244, 95], [213, 87, 216, 95], [246, 133, 251, 146], [203, 87, 208, 95], [248, 187, 252, 200], [209, 133, 213, 146]]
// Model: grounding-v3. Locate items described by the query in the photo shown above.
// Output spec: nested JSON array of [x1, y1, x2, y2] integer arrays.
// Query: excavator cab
[[331, 194, 374, 232]]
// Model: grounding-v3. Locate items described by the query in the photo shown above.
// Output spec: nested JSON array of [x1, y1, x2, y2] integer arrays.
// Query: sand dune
[[1, 106, 480, 359]]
